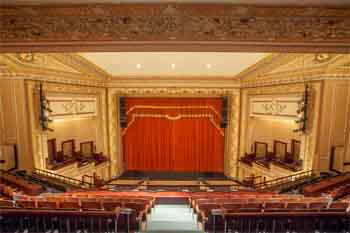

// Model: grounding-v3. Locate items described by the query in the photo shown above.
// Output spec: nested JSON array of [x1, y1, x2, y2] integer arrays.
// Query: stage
[[118, 170, 229, 180], [104, 171, 243, 193]]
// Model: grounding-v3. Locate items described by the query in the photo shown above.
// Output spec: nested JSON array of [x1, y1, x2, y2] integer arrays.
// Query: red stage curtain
[[122, 98, 224, 173]]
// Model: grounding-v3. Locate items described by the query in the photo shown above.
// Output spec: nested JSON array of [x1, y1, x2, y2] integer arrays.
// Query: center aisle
[[146, 204, 202, 233]]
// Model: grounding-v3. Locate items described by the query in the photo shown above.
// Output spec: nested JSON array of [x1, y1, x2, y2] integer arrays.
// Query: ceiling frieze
[[2, 4, 350, 52]]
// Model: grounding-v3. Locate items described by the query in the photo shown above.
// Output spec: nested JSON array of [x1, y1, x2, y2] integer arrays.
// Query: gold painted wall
[[48, 118, 99, 153], [25, 80, 110, 180], [0, 79, 33, 171], [316, 80, 350, 172], [246, 118, 301, 153], [238, 82, 323, 180]]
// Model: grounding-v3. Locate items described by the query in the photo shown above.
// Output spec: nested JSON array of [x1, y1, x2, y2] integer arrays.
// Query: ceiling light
[[136, 64, 142, 69], [206, 64, 212, 69], [171, 64, 176, 69]]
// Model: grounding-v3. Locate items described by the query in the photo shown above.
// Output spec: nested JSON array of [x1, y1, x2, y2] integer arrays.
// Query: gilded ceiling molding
[[107, 77, 240, 88], [0, 54, 107, 87], [51, 53, 111, 79], [2, 4, 350, 52], [241, 54, 350, 88]]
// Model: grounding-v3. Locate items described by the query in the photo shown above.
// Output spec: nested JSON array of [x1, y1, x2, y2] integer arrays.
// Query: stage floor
[[105, 171, 242, 192], [118, 170, 228, 180]]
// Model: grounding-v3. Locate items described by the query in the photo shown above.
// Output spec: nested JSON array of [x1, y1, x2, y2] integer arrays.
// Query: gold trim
[[122, 113, 224, 136], [126, 105, 221, 119]]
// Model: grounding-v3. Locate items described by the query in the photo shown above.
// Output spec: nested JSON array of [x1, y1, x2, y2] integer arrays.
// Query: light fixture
[[206, 64, 212, 69], [293, 84, 309, 133], [136, 64, 142, 69], [171, 63, 176, 69], [38, 82, 54, 132]]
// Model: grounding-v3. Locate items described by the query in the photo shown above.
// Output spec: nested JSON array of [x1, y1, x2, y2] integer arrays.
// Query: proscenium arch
[[1, 4, 350, 53]]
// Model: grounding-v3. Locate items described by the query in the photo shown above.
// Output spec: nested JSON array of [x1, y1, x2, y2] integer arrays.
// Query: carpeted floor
[[146, 204, 202, 233]]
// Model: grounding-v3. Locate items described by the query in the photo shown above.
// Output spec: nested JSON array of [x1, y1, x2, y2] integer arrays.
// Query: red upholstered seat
[[81, 201, 102, 211], [102, 201, 123, 211], [309, 202, 328, 211], [15, 200, 36, 209], [264, 202, 285, 212], [58, 201, 80, 210], [37, 201, 57, 209], [325, 202, 349, 212], [0, 200, 14, 208]]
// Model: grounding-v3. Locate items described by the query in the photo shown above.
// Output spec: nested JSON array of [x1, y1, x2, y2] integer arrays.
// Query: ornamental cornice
[[2, 4, 350, 52], [108, 87, 239, 96]]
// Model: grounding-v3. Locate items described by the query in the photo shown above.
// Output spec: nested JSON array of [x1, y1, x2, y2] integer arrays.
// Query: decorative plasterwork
[[250, 96, 302, 119], [47, 96, 97, 120], [107, 87, 240, 177], [26, 81, 108, 170], [241, 54, 350, 88], [0, 54, 108, 87], [2, 4, 350, 52]]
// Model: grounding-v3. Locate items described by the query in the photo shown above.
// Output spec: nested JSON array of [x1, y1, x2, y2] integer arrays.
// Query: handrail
[[33, 168, 93, 189], [254, 170, 314, 190]]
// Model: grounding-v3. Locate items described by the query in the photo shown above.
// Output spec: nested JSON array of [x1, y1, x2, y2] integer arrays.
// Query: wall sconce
[[38, 82, 54, 132], [293, 84, 309, 133]]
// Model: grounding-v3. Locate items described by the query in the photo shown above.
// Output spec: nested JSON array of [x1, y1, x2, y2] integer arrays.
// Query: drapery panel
[[122, 98, 224, 172]]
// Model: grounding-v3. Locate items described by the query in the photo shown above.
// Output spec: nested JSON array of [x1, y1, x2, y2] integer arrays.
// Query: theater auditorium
[[1, 1, 350, 233]]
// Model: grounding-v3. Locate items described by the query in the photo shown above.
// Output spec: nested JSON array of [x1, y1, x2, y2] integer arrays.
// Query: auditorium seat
[[0, 199, 14, 208], [37, 200, 57, 209], [15, 200, 36, 209], [240, 202, 263, 212], [308, 202, 328, 211], [102, 200, 123, 211], [325, 202, 349, 212], [263, 202, 286, 212], [286, 202, 308, 211], [58, 200, 80, 210], [81, 200, 103, 211]]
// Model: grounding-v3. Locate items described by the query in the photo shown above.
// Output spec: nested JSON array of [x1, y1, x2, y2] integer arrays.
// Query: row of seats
[[0, 172, 43, 195], [0, 192, 155, 233], [303, 173, 350, 196], [190, 193, 349, 232]]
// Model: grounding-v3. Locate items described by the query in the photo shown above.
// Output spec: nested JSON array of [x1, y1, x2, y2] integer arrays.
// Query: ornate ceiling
[[1, 3, 350, 53], [3, 0, 350, 6], [1, 52, 349, 88], [80, 52, 268, 78]]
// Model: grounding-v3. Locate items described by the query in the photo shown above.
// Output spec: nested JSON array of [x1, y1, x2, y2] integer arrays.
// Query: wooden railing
[[33, 168, 93, 189], [254, 170, 314, 190]]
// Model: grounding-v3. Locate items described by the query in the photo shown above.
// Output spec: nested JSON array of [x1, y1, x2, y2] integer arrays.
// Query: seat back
[[58, 201, 80, 210], [81, 200, 102, 210], [103, 201, 123, 211], [286, 202, 307, 211], [37, 201, 57, 209], [264, 202, 285, 211], [327, 202, 349, 212], [309, 202, 327, 210], [16, 200, 36, 209], [0, 200, 14, 208]]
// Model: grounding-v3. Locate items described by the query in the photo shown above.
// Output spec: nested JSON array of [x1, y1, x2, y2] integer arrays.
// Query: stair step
[[147, 204, 201, 232]]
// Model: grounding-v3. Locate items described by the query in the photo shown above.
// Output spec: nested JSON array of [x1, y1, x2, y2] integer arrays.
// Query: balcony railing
[[33, 168, 93, 189], [254, 170, 314, 190]]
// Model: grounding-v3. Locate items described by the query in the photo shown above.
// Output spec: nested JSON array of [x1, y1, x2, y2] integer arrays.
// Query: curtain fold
[[122, 97, 224, 173]]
